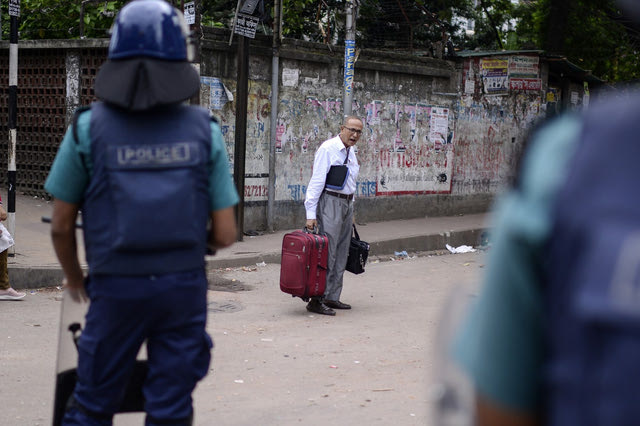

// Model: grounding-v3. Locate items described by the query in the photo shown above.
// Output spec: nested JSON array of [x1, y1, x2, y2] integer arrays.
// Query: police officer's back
[[45, 1, 238, 424]]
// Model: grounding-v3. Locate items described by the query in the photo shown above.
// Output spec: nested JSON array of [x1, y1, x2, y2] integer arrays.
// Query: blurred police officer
[[45, 1, 238, 424], [454, 2, 640, 425]]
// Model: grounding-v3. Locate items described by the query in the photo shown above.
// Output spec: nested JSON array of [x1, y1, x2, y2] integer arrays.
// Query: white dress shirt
[[304, 135, 360, 220]]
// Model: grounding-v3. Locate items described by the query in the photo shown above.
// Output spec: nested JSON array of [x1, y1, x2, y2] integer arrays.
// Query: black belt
[[323, 189, 354, 200]]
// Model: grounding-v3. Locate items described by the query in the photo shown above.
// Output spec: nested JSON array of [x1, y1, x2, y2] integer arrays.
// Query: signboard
[[508, 56, 539, 78], [234, 13, 259, 38], [240, 0, 260, 14], [184, 1, 195, 25], [9, 0, 20, 17], [509, 78, 542, 91]]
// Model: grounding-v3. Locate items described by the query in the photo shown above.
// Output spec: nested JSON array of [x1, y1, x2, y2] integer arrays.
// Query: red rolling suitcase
[[279, 228, 328, 300]]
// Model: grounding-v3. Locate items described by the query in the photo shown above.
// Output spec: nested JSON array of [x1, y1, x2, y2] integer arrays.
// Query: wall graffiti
[[214, 91, 457, 200], [287, 184, 307, 202], [244, 177, 269, 201], [204, 54, 546, 203], [453, 82, 543, 193], [357, 180, 377, 197], [286, 180, 378, 201]]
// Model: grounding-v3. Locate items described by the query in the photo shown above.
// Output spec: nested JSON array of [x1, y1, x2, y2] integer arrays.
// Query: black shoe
[[324, 300, 351, 310], [306, 300, 336, 316]]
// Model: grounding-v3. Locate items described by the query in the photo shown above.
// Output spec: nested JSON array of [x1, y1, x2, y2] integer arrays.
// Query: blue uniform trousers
[[62, 269, 212, 426]]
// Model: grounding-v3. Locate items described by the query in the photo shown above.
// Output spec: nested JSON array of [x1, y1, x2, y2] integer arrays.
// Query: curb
[[368, 228, 485, 257], [9, 228, 487, 289], [201, 227, 488, 270], [8, 266, 66, 290]]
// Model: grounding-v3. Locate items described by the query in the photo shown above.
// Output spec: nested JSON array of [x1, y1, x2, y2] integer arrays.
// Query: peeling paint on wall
[[226, 95, 457, 200], [454, 87, 542, 193], [206, 79, 272, 202], [0, 39, 600, 229], [201, 54, 548, 206], [211, 83, 461, 201]]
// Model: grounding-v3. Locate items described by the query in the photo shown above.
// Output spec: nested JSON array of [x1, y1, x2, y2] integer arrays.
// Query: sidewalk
[[6, 194, 489, 290]]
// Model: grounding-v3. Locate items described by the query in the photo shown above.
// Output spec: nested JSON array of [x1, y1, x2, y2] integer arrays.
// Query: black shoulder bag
[[325, 148, 350, 190]]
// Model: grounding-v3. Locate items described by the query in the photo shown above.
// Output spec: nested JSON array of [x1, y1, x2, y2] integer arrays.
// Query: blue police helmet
[[109, 0, 189, 61]]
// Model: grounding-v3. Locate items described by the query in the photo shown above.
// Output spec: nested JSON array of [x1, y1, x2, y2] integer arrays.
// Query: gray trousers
[[317, 192, 354, 301]]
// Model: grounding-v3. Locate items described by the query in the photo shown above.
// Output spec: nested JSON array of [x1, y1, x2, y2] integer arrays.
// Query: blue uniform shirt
[[454, 115, 583, 411], [45, 108, 239, 296], [45, 109, 239, 212]]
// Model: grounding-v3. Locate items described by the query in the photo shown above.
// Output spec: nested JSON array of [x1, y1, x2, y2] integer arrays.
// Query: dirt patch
[[207, 271, 253, 292]]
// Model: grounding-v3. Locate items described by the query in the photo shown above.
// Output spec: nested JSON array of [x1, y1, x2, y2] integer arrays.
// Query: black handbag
[[346, 224, 370, 274]]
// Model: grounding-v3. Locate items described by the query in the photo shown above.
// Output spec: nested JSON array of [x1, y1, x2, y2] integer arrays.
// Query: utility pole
[[267, 0, 281, 232], [234, 35, 249, 241], [8, 0, 20, 255], [182, 0, 201, 106], [231, 0, 261, 240], [343, 0, 356, 118]]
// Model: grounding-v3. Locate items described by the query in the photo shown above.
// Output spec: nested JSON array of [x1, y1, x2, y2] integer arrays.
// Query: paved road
[[1, 251, 484, 426]]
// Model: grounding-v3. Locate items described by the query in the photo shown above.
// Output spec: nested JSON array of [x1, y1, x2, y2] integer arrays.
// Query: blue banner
[[344, 39, 356, 96]]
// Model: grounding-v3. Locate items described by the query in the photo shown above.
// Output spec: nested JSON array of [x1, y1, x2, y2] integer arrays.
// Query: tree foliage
[[355, 0, 468, 52], [4, 0, 639, 82], [513, 0, 640, 82], [200, 0, 236, 28], [1, 0, 126, 39], [461, 0, 518, 50]]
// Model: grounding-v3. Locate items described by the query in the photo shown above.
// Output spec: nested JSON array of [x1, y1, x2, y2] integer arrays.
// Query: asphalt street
[[1, 251, 484, 426]]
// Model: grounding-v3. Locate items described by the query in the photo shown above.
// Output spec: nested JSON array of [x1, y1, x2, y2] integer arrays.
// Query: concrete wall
[[453, 56, 545, 196], [198, 32, 550, 230], [201, 33, 556, 229], [1, 34, 568, 231]]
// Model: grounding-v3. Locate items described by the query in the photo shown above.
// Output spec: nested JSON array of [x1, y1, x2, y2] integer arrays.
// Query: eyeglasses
[[343, 126, 363, 135]]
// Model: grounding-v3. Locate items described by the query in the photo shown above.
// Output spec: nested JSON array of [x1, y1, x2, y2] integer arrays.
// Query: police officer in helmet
[[45, 0, 239, 424]]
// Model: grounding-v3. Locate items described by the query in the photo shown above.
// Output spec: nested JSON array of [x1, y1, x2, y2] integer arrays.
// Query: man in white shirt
[[304, 116, 363, 316]]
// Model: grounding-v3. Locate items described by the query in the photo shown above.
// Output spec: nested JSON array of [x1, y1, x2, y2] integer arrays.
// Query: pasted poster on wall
[[509, 56, 541, 91], [429, 107, 450, 151], [375, 104, 453, 196], [480, 58, 508, 94], [272, 99, 455, 202], [508, 56, 539, 78], [509, 78, 542, 91], [480, 59, 509, 95], [200, 76, 232, 110], [282, 68, 299, 87]]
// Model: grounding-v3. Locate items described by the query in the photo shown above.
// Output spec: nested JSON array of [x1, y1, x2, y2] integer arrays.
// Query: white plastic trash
[[445, 244, 476, 254]]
